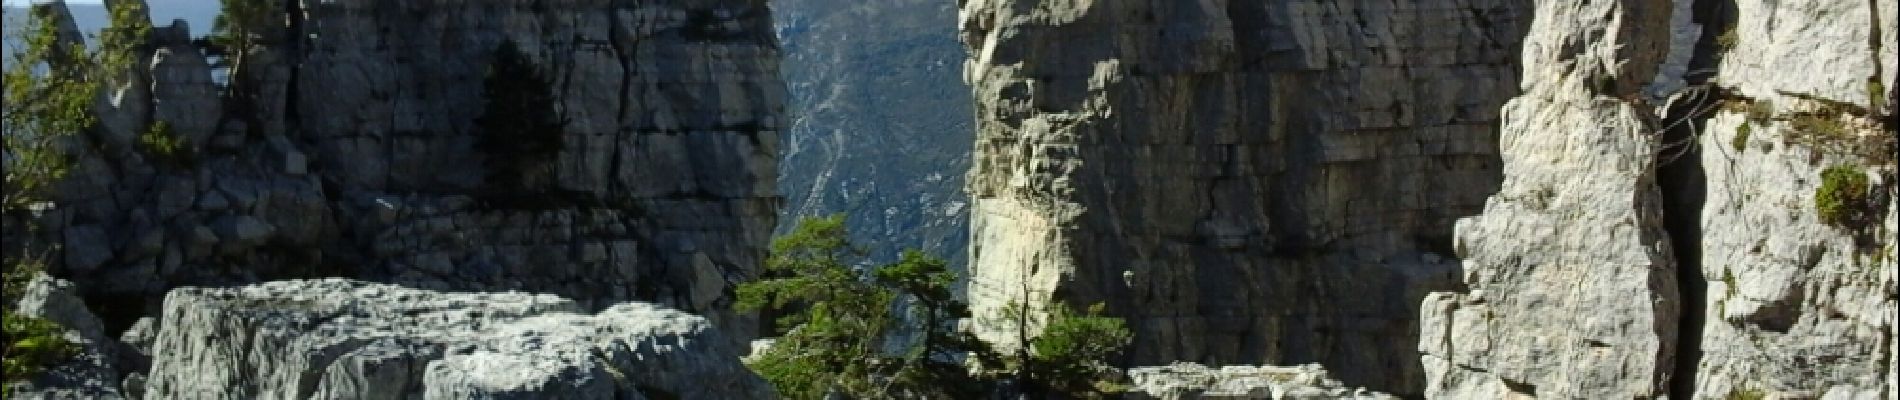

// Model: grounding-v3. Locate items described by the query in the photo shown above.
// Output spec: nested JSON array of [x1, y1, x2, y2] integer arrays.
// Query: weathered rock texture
[[142, 279, 773, 399], [13, 0, 784, 343], [1423, 0, 1898, 398], [1676, 0, 1898, 398], [1126, 362, 1396, 400], [1417, 0, 1680, 397], [957, 0, 1531, 394]]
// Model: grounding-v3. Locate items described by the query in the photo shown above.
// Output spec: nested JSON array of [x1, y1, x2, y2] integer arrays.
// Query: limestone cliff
[[1421, 0, 1897, 398], [957, 0, 1531, 394], [11, 0, 784, 345], [959, 0, 1896, 398]]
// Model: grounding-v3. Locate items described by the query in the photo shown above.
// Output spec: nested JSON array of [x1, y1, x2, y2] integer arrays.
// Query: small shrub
[[1870, 79, 1888, 112], [1714, 26, 1739, 52], [1731, 122, 1752, 151], [1028, 302, 1134, 397], [1815, 165, 1870, 227], [139, 121, 192, 166]]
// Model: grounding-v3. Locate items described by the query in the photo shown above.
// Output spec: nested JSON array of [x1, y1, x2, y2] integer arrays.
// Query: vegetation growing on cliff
[[0, 1, 149, 386], [1815, 165, 1870, 228], [208, 0, 276, 81], [2, 262, 77, 386], [3, 7, 95, 211], [740, 214, 1131, 399]]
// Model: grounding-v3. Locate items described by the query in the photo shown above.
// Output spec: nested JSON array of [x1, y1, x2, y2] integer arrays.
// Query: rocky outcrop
[[1126, 363, 1395, 400], [1423, 0, 1897, 398], [1417, 0, 1680, 397], [143, 279, 773, 399], [957, 0, 1530, 394], [775, 0, 972, 267], [3, 274, 126, 400], [1677, 0, 1897, 398], [15, 0, 784, 344]]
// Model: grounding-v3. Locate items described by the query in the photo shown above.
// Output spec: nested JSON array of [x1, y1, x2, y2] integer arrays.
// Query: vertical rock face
[[15, 0, 785, 345], [958, 0, 1531, 394], [1417, 0, 1679, 397], [1424, 0, 1898, 398], [1681, 0, 1898, 398]]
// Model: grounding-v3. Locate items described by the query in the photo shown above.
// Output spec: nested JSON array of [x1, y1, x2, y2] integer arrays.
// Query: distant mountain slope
[[773, 0, 972, 266]]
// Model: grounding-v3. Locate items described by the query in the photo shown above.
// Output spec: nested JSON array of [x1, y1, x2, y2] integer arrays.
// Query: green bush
[[1026, 302, 1134, 397], [1815, 165, 1870, 227], [740, 215, 1130, 399], [2, 7, 97, 211], [1731, 122, 1752, 151]]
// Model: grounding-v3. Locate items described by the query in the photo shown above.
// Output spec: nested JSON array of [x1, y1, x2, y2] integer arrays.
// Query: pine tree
[[474, 40, 565, 192]]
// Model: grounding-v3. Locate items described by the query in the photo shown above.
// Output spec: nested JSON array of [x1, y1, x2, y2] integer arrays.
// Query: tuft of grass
[[1870, 79, 1888, 112], [1815, 165, 1870, 228], [1715, 25, 1739, 52], [1725, 387, 1765, 400], [1789, 113, 1851, 142], [1732, 122, 1753, 151], [1724, 98, 1775, 124]]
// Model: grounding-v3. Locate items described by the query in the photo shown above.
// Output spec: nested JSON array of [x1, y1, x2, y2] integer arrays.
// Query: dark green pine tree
[[474, 40, 565, 192]]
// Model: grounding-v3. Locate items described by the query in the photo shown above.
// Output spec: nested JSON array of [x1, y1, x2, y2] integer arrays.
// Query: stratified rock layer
[[143, 279, 773, 399], [957, 0, 1530, 394], [16, 0, 784, 343]]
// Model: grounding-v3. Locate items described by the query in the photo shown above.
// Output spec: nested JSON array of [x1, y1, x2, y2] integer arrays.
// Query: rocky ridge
[[140, 279, 771, 399]]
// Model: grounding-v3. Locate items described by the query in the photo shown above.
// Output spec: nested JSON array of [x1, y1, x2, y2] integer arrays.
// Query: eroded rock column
[[1417, 1, 1678, 398]]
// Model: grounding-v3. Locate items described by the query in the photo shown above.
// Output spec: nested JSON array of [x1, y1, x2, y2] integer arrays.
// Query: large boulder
[[142, 279, 774, 399]]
